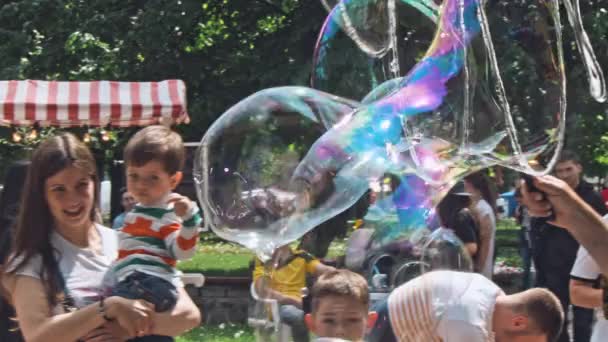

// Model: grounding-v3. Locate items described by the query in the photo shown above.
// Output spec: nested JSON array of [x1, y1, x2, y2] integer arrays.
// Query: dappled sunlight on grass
[[177, 325, 254, 342]]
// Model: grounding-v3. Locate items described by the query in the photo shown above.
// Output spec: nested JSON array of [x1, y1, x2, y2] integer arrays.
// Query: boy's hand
[[167, 193, 194, 218]]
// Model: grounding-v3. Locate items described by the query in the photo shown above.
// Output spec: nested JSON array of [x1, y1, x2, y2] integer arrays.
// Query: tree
[[0, 0, 325, 137], [1, 1, 607, 177]]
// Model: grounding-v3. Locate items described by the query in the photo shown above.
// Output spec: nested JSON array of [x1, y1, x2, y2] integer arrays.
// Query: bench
[[181, 273, 205, 288]]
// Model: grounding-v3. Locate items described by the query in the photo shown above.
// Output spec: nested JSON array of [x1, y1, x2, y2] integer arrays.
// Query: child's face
[[126, 160, 181, 206], [306, 295, 375, 342]]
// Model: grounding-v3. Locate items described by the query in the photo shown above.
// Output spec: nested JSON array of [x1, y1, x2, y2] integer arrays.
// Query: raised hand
[[167, 193, 194, 218], [520, 175, 588, 229]]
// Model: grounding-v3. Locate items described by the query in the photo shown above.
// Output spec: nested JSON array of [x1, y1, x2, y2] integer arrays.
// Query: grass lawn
[[177, 325, 254, 342], [177, 235, 253, 276], [178, 218, 525, 276], [177, 251, 252, 276], [494, 218, 522, 268]]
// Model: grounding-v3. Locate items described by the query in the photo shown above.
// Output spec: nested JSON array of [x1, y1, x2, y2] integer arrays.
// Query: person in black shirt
[[532, 150, 607, 342], [437, 182, 479, 260]]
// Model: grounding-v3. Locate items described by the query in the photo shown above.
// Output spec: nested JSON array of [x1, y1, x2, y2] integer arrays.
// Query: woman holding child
[[1, 131, 201, 342]]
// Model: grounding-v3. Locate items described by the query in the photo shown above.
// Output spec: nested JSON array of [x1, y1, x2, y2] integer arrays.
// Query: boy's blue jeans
[[112, 271, 178, 312], [279, 304, 309, 342], [113, 271, 178, 342]]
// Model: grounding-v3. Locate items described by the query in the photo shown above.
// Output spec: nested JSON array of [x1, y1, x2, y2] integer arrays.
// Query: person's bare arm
[[149, 286, 202, 336], [253, 277, 301, 307], [464, 242, 478, 258], [521, 176, 608, 274], [312, 262, 336, 278], [569, 279, 602, 309], [474, 214, 492, 271], [5, 275, 152, 342]]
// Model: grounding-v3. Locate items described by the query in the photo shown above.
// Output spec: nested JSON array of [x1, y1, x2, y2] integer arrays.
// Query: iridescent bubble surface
[[195, 0, 606, 264]]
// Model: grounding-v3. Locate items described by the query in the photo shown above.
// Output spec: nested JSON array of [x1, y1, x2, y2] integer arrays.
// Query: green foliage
[[562, 1, 608, 177], [1, 1, 607, 177], [0, 126, 57, 179], [0, 0, 325, 140]]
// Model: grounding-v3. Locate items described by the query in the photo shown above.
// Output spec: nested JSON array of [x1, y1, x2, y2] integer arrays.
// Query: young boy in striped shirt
[[110, 125, 202, 313]]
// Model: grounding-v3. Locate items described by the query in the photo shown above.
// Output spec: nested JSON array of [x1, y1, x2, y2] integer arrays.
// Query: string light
[[101, 130, 110, 142], [12, 131, 21, 143], [27, 129, 38, 140], [83, 132, 91, 143]]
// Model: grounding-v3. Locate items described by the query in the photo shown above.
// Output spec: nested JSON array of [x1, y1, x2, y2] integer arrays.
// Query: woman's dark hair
[[4, 133, 99, 308], [437, 193, 472, 229], [464, 171, 498, 216]]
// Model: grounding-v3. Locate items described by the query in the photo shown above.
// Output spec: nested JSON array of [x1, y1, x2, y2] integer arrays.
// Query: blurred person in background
[[112, 188, 136, 229], [515, 187, 533, 290], [437, 182, 479, 260], [530, 151, 606, 342], [464, 171, 498, 279]]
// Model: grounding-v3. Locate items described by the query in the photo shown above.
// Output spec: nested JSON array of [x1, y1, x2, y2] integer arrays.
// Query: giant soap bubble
[[313, 0, 439, 99], [194, 87, 363, 260], [195, 0, 606, 263]]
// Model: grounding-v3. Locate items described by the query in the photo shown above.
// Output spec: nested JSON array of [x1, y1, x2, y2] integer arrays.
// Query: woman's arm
[[9, 275, 107, 342], [464, 242, 478, 257], [474, 214, 492, 271], [253, 277, 301, 307], [149, 286, 202, 336], [5, 275, 153, 342], [569, 279, 602, 309], [312, 262, 336, 278]]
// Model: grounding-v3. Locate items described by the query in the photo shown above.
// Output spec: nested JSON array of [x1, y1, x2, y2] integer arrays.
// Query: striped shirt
[[388, 271, 501, 342], [113, 203, 202, 285]]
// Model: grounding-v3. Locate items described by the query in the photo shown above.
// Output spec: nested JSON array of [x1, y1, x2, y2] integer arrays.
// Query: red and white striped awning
[[0, 79, 189, 127]]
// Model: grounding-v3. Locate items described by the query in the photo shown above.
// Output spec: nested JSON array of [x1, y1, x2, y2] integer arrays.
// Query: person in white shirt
[[569, 214, 608, 342], [371, 270, 564, 342]]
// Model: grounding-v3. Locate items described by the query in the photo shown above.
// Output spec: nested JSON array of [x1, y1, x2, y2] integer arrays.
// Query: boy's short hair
[[124, 125, 185, 174], [311, 269, 369, 313], [515, 288, 564, 342], [557, 150, 580, 165]]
